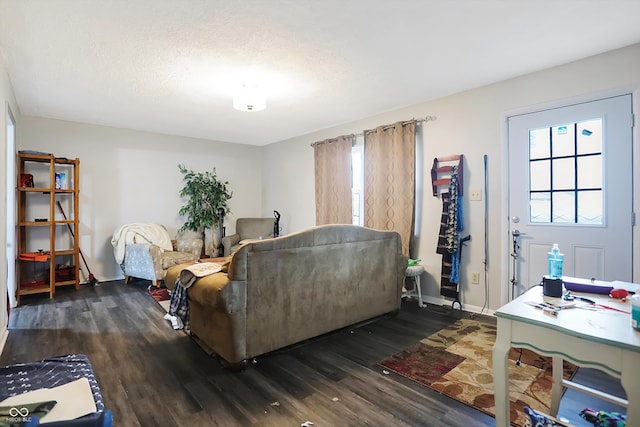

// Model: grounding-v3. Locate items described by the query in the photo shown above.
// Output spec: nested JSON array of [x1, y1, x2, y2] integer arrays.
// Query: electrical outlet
[[469, 188, 482, 201], [471, 272, 480, 285]]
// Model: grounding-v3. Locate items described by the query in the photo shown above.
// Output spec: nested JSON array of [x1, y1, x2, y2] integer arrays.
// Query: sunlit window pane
[[578, 190, 603, 224], [528, 119, 604, 226], [552, 158, 574, 190], [352, 151, 362, 190], [552, 124, 575, 157], [529, 128, 550, 159], [577, 155, 602, 189], [530, 160, 550, 191], [530, 192, 550, 223], [552, 191, 575, 223], [352, 193, 361, 225], [577, 118, 602, 155], [351, 146, 364, 226]]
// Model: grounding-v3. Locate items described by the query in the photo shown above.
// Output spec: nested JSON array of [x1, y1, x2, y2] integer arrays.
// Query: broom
[[56, 201, 98, 285]]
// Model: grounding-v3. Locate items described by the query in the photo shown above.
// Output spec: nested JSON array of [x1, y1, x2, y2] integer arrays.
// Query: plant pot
[[204, 225, 221, 257]]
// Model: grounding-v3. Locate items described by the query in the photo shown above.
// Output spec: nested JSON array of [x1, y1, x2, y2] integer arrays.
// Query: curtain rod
[[310, 115, 437, 147], [361, 115, 437, 137], [310, 134, 356, 147]]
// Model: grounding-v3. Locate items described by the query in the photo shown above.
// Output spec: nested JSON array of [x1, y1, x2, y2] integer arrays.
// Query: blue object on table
[[547, 244, 564, 279]]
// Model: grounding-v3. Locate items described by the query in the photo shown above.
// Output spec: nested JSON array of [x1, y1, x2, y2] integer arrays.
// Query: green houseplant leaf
[[178, 164, 232, 233]]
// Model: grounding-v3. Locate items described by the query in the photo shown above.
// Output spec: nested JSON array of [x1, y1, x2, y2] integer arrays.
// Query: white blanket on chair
[[111, 223, 174, 264]]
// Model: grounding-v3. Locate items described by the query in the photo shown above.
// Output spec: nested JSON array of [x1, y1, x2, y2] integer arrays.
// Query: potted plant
[[178, 164, 232, 256]]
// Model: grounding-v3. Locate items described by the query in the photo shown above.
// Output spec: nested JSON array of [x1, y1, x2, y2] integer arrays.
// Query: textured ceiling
[[1, 0, 639, 146]]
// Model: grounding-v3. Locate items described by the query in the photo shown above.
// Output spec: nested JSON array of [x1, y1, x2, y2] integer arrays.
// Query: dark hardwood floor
[[1, 280, 626, 426]]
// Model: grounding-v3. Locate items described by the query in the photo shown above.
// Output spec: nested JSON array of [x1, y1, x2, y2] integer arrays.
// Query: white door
[[508, 95, 633, 299]]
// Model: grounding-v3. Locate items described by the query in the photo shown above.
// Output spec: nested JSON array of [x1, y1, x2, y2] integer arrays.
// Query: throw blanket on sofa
[[167, 263, 223, 330], [111, 223, 173, 265]]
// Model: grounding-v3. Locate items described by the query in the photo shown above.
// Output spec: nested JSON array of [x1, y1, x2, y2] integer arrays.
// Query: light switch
[[469, 188, 482, 201]]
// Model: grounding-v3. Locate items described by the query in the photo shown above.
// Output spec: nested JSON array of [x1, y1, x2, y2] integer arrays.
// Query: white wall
[[0, 58, 19, 351], [17, 118, 264, 282], [262, 43, 640, 312], [7, 43, 640, 313]]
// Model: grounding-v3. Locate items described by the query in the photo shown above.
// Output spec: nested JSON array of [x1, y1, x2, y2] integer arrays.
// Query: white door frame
[[500, 86, 639, 306], [5, 105, 15, 308]]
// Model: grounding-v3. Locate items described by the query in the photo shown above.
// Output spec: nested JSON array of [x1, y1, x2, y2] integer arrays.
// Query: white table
[[492, 285, 640, 426]]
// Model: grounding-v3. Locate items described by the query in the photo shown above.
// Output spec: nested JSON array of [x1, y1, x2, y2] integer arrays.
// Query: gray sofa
[[166, 224, 407, 367]]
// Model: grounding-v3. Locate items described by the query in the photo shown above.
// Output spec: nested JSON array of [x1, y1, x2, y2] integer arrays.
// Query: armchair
[[221, 217, 277, 256], [111, 223, 203, 287]]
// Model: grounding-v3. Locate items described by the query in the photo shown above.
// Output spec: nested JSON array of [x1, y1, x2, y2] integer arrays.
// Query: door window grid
[[529, 118, 603, 224]]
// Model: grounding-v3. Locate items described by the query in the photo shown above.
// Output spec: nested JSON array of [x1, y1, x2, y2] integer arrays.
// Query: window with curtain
[[364, 121, 415, 256], [313, 135, 353, 225], [313, 120, 417, 256]]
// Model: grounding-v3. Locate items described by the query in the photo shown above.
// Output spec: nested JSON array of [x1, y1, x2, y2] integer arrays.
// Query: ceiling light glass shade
[[233, 84, 266, 112]]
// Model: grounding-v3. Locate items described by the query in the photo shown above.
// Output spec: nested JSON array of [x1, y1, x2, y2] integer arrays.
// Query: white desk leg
[[550, 356, 563, 416], [621, 351, 640, 426], [493, 318, 512, 427]]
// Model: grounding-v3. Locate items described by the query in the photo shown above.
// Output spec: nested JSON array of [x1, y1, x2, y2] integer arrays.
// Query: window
[[352, 144, 364, 226], [529, 118, 603, 224]]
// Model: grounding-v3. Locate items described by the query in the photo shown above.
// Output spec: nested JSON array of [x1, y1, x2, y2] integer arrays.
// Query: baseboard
[[418, 294, 495, 316]]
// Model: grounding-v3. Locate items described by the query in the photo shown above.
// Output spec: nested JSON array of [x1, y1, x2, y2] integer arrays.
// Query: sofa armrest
[[221, 234, 240, 256]]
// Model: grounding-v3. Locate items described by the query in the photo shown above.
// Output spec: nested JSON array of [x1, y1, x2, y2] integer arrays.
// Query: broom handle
[[56, 201, 93, 277]]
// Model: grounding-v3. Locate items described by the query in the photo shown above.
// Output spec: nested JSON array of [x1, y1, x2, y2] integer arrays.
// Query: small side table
[[403, 265, 425, 307]]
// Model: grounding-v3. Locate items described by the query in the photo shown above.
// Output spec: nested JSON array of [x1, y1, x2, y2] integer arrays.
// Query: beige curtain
[[364, 121, 415, 255], [314, 135, 353, 225]]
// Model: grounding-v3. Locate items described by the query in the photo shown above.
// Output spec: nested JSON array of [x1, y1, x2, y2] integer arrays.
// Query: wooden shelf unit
[[16, 152, 80, 304]]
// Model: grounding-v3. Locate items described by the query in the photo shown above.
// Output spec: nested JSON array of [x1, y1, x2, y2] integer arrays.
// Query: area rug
[[378, 318, 577, 427], [148, 286, 170, 301], [147, 286, 170, 312]]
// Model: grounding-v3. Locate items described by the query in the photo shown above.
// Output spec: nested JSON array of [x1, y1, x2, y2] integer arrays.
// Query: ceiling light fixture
[[233, 83, 266, 112]]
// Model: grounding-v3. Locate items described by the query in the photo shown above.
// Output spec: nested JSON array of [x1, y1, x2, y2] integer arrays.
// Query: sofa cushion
[[186, 272, 230, 309], [219, 257, 231, 273], [164, 262, 237, 311]]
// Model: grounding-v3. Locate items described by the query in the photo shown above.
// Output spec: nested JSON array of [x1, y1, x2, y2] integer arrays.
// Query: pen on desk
[[564, 291, 597, 305], [536, 303, 559, 316], [575, 296, 596, 304], [525, 300, 560, 316]]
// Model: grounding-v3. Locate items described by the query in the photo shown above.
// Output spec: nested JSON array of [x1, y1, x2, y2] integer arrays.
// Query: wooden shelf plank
[[17, 285, 51, 295], [53, 280, 78, 287]]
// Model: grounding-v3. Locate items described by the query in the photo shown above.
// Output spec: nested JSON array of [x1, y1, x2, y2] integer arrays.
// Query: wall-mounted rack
[[431, 154, 464, 197]]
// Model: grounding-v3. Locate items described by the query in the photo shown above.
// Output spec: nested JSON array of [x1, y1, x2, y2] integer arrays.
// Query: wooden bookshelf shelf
[[16, 151, 80, 304]]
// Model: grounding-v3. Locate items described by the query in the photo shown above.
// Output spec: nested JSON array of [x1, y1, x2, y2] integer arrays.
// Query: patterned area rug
[[147, 286, 171, 312], [148, 286, 170, 302], [378, 318, 578, 427]]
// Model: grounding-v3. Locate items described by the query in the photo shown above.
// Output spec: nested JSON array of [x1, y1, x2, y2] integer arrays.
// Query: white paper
[[0, 377, 97, 423]]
